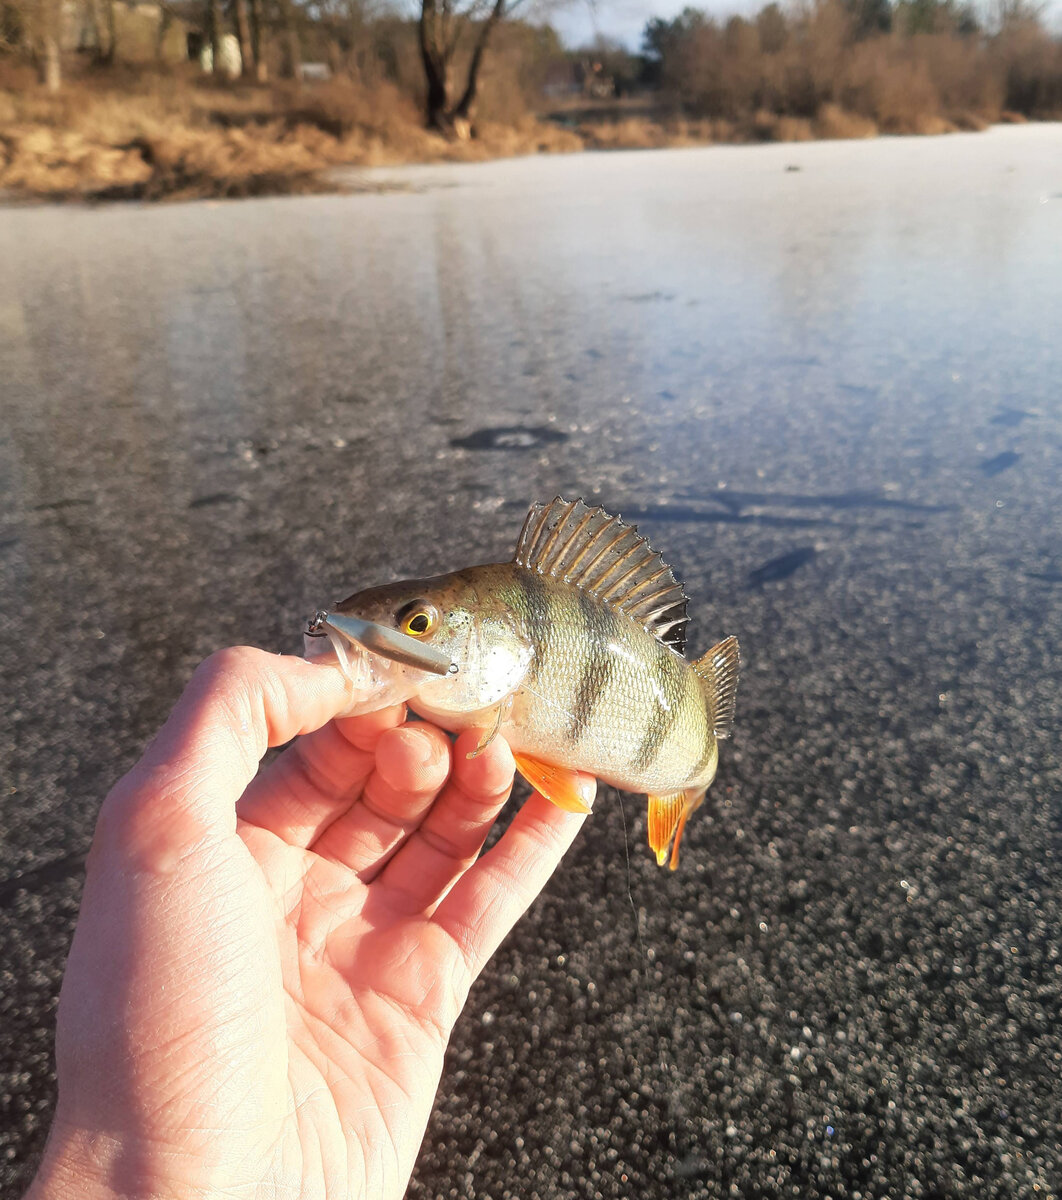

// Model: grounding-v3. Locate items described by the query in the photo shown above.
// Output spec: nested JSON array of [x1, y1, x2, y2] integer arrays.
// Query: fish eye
[[398, 601, 438, 638]]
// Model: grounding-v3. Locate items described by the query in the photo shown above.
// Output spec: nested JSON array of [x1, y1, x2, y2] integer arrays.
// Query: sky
[[549, 0, 1062, 49], [549, 0, 731, 48]]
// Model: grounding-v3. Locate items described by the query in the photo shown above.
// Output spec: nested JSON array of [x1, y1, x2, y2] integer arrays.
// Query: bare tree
[[207, 0, 223, 68], [28, 0, 62, 88], [233, 0, 256, 74], [155, 0, 174, 59], [418, 0, 524, 134], [249, 0, 268, 79], [8, 0, 64, 86], [988, 0, 1045, 28], [90, 0, 117, 62], [276, 0, 301, 78]]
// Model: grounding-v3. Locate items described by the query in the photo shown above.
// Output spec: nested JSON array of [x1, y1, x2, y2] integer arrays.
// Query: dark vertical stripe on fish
[[632, 644, 685, 773], [567, 590, 615, 750], [515, 567, 553, 687]]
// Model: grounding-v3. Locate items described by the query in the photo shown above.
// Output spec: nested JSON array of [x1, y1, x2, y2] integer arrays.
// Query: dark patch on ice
[[622, 504, 848, 530], [189, 492, 242, 509], [990, 407, 1034, 428], [32, 498, 92, 512], [450, 426, 569, 451], [980, 450, 1021, 477], [621, 291, 675, 303], [747, 546, 817, 587], [771, 354, 822, 368], [673, 489, 953, 517]]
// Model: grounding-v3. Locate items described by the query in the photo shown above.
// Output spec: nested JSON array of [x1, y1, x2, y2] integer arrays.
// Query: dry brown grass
[[0, 75, 336, 198], [813, 102, 878, 139], [769, 114, 815, 141], [578, 108, 853, 149], [436, 115, 583, 160], [578, 116, 681, 150], [0, 70, 584, 198], [578, 111, 752, 150]]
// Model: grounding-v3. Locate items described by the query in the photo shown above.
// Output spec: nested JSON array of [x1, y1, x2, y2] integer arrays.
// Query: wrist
[[26, 1127, 208, 1200]]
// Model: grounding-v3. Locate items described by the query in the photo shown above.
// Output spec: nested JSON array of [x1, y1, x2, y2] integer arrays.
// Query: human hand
[[27, 647, 595, 1200]]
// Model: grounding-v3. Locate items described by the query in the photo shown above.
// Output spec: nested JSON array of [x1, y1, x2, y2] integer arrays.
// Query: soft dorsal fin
[[513, 497, 690, 654], [692, 636, 740, 738]]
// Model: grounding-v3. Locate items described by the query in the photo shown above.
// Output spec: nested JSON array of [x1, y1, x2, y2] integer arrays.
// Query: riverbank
[[0, 68, 1039, 202]]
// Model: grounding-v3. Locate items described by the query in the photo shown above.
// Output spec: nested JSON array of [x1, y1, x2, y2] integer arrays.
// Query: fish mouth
[[306, 610, 456, 677]]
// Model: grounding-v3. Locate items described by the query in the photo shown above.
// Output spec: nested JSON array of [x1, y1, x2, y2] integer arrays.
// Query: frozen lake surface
[[2, 124, 1061, 1196]]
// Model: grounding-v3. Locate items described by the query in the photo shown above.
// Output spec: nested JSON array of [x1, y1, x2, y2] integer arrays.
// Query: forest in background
[[1, 0, 1060, 198]]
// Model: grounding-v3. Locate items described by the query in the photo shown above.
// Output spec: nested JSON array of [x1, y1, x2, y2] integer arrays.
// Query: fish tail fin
[[647, 788, 705, 870], [692, 636, 740, 739]]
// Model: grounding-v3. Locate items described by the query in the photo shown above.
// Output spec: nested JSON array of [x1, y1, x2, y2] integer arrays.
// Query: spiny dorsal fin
[[692, 635, 740, 739], [513, 497, 690, 654]]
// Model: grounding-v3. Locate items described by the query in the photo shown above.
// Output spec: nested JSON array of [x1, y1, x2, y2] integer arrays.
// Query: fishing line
[[616, 790, 642, 967], [506, 677, 678, 1133], [518, 677, 651, 983], [616, 789, 681, 1159]]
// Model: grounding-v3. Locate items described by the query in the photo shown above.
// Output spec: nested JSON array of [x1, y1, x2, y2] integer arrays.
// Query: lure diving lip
[[307, 610, 456, 676]]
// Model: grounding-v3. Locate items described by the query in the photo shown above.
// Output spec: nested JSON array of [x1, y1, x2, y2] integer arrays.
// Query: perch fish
[[305, 497, 739, 869]]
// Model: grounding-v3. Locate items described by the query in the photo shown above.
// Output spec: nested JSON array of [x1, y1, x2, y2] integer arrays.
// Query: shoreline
[[0, 82, 1050, 203]]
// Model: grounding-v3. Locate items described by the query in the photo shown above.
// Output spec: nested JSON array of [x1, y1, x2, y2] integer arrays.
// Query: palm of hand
[[39, 651, 591, 1200]]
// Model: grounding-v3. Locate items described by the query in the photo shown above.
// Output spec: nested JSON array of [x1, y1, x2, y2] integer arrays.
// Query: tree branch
[[453, 0, 506, 118]]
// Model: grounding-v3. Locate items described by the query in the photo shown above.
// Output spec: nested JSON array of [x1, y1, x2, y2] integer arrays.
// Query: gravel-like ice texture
[[2, 125, 1061, 1197]]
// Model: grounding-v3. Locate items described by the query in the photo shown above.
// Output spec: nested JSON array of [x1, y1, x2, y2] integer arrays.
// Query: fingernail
[[577, 776, 597, 811]]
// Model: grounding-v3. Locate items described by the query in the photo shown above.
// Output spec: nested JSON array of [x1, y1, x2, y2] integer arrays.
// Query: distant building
[[299, 62, 331, 82]]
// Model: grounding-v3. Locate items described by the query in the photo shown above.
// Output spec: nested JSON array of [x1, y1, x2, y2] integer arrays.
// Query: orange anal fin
[[648, 788, 707, 870], [668, 809, 690, 871], [513, 754, 594, 814], [647, 791, 686, 866]]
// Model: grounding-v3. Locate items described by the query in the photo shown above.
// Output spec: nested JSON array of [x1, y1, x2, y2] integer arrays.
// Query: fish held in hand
[[305, 497, 739, 869]]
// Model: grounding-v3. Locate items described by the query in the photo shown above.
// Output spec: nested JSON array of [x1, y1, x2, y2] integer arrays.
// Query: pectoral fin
[[513, 755, 594, 814], [647, 788, 706, 870], [466, 696, 514, 760]]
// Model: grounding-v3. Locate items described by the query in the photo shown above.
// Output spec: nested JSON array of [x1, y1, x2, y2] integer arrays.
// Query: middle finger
[[309, 721, 453, 877]]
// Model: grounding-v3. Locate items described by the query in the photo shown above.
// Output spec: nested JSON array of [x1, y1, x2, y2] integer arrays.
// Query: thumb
[[98, 647, 351, 871]]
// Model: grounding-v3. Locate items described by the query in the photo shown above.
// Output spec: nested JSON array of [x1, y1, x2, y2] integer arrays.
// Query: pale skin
[[25, 646, 596, 1200]]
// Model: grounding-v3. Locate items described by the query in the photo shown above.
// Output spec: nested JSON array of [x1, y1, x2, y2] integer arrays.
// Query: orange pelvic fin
[[513, 754, 593, 814], [647, 788, 706, 870]]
